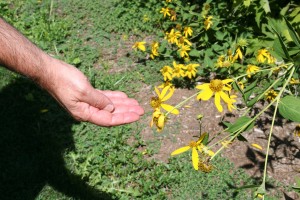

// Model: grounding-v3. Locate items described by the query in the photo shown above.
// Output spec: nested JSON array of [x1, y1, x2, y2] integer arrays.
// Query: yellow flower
[[226, 94, 237, 112], [290, 78, 300, 85], [160, 65, 173, 81], [160, 7, 171, 18], [165, 29, 181, 45], [132, 41, 146, 51], [233, 47, 243, 61], [150, 41, 159, 59], [294, 124, 300, 137], [198, 159, 214, 173], [216, 55, 225, 68], [184, 63, 199, 79], [246, 64, 260, 78], [256, 49, 274, 63], [177, 36, 192, 47], [172, 61, 185, 78], [158, 81, 173, 89], [256, 49, 268, 63], [150, 109, 166, 132], [150, 85, 179, 114], [265, 89, 278, 102], [204, 16, 213, 30], [171, 133, 213, 170], [183, 27, 193, 37], [170, 10, 177, 21], [178, 44, 191, 58], [237, 81, 244, 90], [166, 0, 172, 2], [196, 79, 234, 112]]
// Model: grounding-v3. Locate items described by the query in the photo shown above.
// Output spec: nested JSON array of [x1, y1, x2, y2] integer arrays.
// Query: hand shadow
[[0, 77, 114, 200]]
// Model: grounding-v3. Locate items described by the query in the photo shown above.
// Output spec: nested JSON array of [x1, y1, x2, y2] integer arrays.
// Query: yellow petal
[[251, 143, 263, 150], [157, 114, 166, 130], [161, 103, 179, 114], [214, 92, 223, 112], [171, 146, 191, 156], [160, 85, 170, 100], [192, 148, 199, 170], [222, 79, 233, 84], [155, 87, 161, 96], [220, 91, 231, 104], [197, 88, 213, 101], [197, 132, 207, 144], [196, 83, 209, 90], [161, 86, 174, 101]]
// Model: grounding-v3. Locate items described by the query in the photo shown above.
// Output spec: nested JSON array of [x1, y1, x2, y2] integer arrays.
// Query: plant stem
[[261, 65, 295, 186]]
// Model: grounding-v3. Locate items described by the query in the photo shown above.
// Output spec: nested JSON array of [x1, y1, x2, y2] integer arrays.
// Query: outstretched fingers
[[87, 109, 142, 126]]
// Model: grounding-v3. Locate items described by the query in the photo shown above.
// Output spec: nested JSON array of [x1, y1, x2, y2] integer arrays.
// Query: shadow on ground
[[0, 78, 113, 200]]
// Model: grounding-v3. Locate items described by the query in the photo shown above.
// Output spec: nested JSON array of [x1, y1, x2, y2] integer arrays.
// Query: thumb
[[82, 89, 115, 112]]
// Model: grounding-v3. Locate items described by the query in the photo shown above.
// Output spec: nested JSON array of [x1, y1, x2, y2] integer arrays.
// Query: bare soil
[[134, 86, 300, 199], [99, 35, 300, 199]]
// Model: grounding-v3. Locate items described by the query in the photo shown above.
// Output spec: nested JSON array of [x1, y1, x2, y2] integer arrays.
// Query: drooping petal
[[192, 148, 199, 170], [214, 92, 223, 112], [197, 88, 213, 101], [197, 132, 208, 144], [161, 103, 179, 115], [155, 87, 161, 96], [161, 86, 174, 101], [171, 146, 191, 156], [160, 85, 170, 100], [219, 91, 231, 104], [222, 79, 233, 84], [156, 114, 166, 132]]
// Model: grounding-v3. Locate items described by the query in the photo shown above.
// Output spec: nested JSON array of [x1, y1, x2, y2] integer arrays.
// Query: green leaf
[[284, 17, 300, 48], [243, 0, 251, 7], [202, 132, 209, 145], [188, 49, 201, 57], [260, 0, 270, 13], [279, 95, 300, 122], [280, 3, 290, 16], [226, 116, 255, 134], [243, 79, 258, 102], [273, 36, 291, 60]]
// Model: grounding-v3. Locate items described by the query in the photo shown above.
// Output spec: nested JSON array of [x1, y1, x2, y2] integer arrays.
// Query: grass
[[0, 0, 282, 199]]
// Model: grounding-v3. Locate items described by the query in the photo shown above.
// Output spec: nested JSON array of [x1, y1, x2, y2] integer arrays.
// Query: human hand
[[41, 59, 144, 126]]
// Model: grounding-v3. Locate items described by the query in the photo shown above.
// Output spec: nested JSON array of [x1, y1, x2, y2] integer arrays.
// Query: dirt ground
[[135, 86, 300, 199]]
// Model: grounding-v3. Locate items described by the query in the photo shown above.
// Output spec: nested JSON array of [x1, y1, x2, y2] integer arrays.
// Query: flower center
[[209, 79, 223, 92], [189, 141, 198, 148], [150, 97, 161, 109]]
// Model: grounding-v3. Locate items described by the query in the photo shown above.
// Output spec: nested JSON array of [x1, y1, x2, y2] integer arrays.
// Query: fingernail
[[104, 104, 114, 112]]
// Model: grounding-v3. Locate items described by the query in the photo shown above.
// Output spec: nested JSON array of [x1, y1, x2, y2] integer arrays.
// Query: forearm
[[0, 17, 54, 85]]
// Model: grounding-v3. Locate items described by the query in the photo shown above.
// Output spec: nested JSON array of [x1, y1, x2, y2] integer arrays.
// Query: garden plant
[[132, 0, 300, 199], [1, 0, 300, 199]]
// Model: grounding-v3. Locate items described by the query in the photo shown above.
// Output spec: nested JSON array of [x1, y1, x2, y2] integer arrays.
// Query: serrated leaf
[[279, 95, 300, 122]]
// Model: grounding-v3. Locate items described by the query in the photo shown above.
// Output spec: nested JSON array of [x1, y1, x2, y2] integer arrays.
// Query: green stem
[[211, 64, 294, 160], [166, 91, 200, 116], [261, 65, 295, 186]]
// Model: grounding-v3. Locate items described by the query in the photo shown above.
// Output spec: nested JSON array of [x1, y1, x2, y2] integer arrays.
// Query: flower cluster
[[150, 86, 179, 132], [160, 61, 199, 81], [171, 133, 214, 171]]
